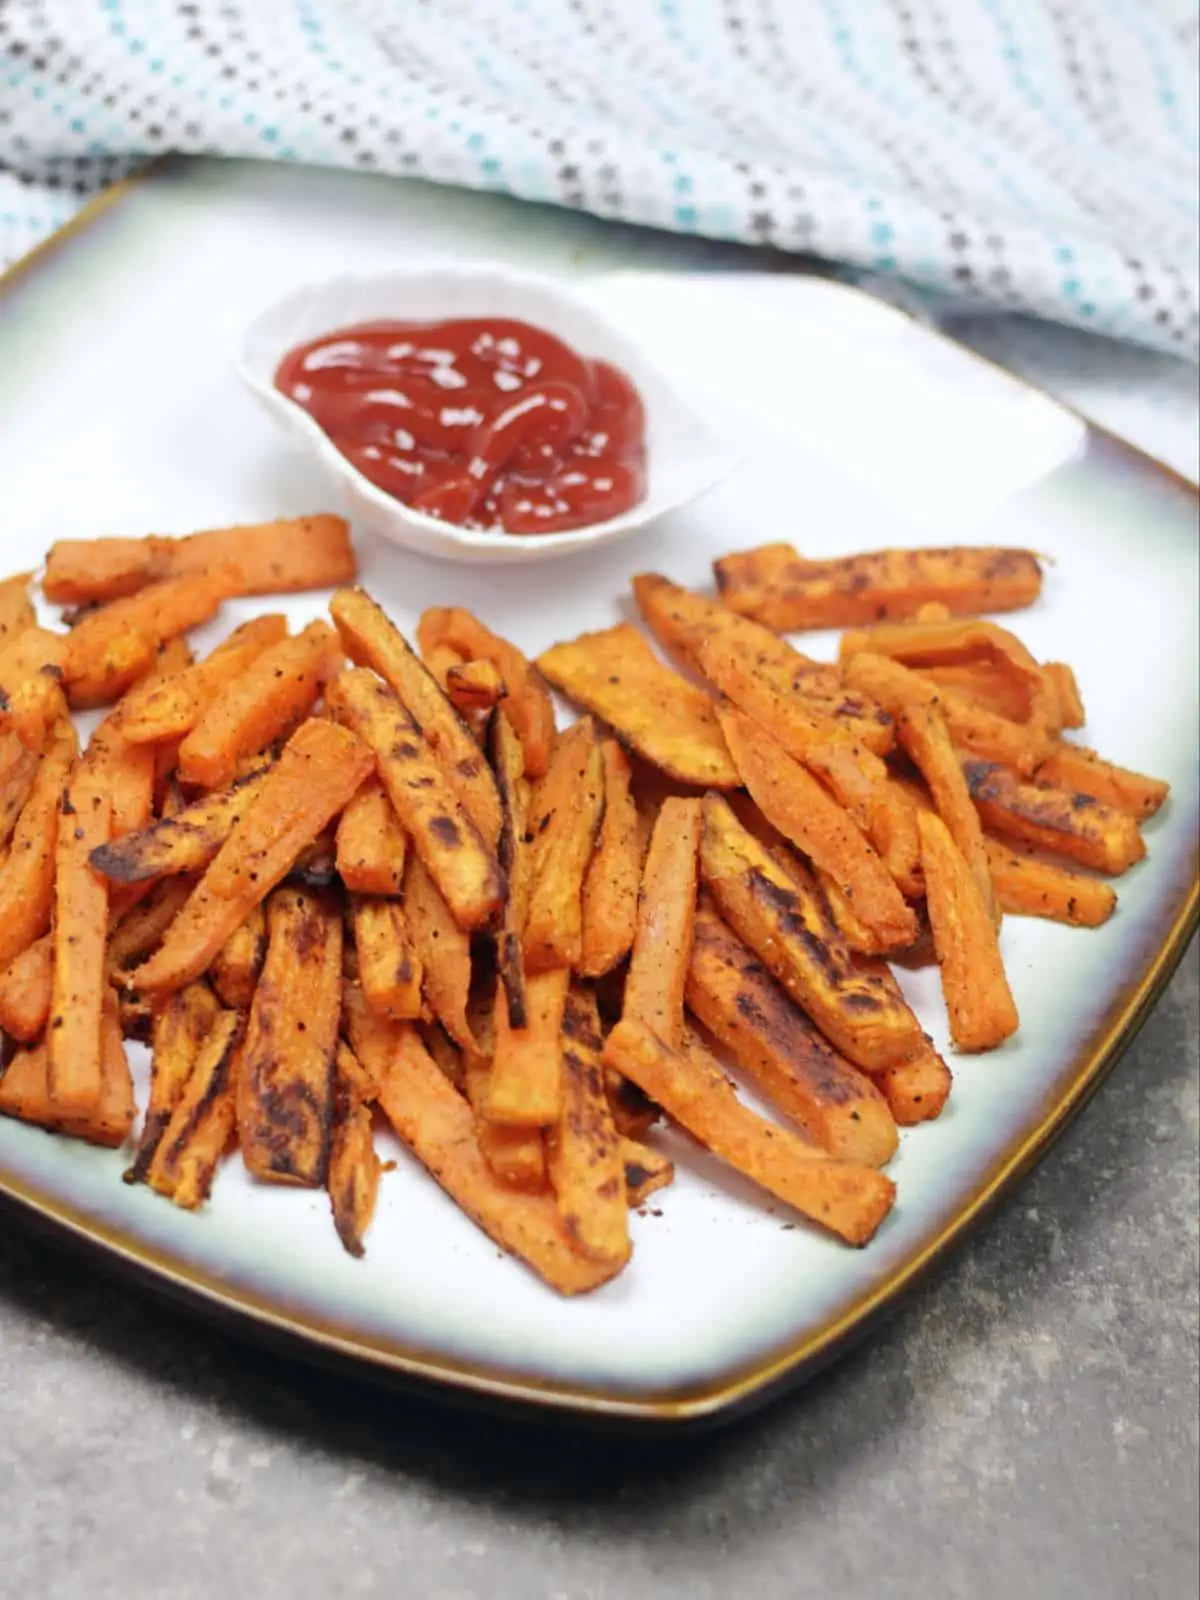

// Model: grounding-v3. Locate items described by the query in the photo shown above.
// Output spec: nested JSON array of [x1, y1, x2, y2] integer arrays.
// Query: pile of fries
[[0, 520, 1169, 1294]]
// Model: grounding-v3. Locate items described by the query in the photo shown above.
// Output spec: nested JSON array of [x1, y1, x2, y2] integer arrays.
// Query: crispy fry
[[0, 576, 35, 644], [547, 989, 630, 1268], [0, 666, 69, 754], [984, 838, 1117, 927], [686, 899, 897, 1166], [0, 719, 77, 971], [341, 978, 404, 1099], [90, 761, 272, 885], [603, 1019, 895, 1245], [79, 706, 156, 840], [488, 968, 569, 1127], [421, 639, 464, 687], [209, 903, 267, 1009], [578, 738, 640, 979], [331, 589, 502, 846], [403, 853, 473, 1048], [376, 1027, 622, 1295], [47, 780, 113, 1116], [606, 1068, 661, 1140], [1043, 662, 1085, 729], [1033, 742, 1168, 821], [920, 661, 1031, 724], [238, 887, 342, 1186], [878, 1041, 954, 1126], [420, 1020, 466, 1094], [118, 615, 289, 744], [126, 980, 222, 1183], [105, 875, 197, 975], [335, 777, 408, 896], [328, 1042, 383, 1257], [919, 809, 1018, 1053], [963, 759, 1146, 875], [177, 620, 340, 789], [0, 735, 39, 849], [147, 1009, 243, 1208], [128, 719, 372, 994], [488, 708, 532, 1028], [0, 1006, 134, 1148], [523, 719, 605, 972], [445, 658, 506, 713], [462, 995, 547, 1191], [0, 933, 52, 1042], [622, 796, 702, 1049], [352, 896, 423, 1020], [699, 795, 925, 1073], [327, 667, 503, 932], [0, 627, 69, 733], [719, 704, 917, 950], [621, 1137, 674, 1207], [419, 606, 557, 778], [537, 623, 739, 788], [42, 515, 356, 606], [714, 542, 1042, 630]]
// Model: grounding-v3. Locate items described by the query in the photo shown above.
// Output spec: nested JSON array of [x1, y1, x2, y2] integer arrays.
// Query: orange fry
[[622, 795, 702, 1050], [963, 759, 1146, 876], [578, 738, 640, 979], [984, 838, 1117, 927]]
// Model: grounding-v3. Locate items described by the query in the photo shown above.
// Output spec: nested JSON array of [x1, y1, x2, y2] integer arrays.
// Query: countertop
[[0, 939, 1194, 1600]]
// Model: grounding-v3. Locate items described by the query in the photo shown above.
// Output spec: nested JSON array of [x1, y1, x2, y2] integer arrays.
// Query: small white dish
[[236, 263, 741, 565]]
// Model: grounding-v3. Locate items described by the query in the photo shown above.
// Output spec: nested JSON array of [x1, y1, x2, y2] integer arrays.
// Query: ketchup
[[274, 317, 647, 536]]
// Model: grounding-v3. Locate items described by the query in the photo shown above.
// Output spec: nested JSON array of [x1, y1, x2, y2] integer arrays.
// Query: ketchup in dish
[[274, 318, 647, 536]]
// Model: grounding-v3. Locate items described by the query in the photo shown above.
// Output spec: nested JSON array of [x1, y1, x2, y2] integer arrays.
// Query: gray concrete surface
[[0, 941, 1195, 1600]]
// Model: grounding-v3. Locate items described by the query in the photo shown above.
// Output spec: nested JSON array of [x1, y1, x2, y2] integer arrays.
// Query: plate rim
[[1, 156, 1196, 1425]]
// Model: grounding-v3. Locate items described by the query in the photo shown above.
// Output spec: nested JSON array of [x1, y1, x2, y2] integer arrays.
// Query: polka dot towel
[[1, 0, 1197, 358]]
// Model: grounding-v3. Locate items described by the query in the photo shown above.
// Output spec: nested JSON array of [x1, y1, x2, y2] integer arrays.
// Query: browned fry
[[462, 994, 547, 1192], [719, 703, 917, 950], [698, 795, 925, 1074], [0, 933, 52, 1042], [0, 628, 69, 745], [714, 542, 1042, 631], [686, 897, 898, 1166], [621, 1137, 674, 1207], [0, 1005, 134, 1148], [0, 575, 35, 644], [341, 978, 404, 1099], [622, 796, 702, 1050], [90, 760, 273, 885], [146, 1009, 243, 1208], [524, 719, 605, 972], [335, 777, 408, 896], [488, 708, 531, 1028], [331, 588, 502, 846], [578, 738, 640, 979], [919, 660, 1031, 723], [445, 658, 506, 712], [1033, 742, 1168, 821], [1043, 662, 1085, 729], [548, 989, 630, 1268], [403, 853, 472, 1048], [376, 1027, 622, 1295], [878, 1041, 954, 1126], [326, 667, 504, 932], [919, 809, 1018, 1053], [177, 620, 340, 790], [352, 896, 423, 1020], [328, 1042, 383, 1257], [237, 886, 343, 1186], [963, 759, 1146, 876], [421, 639, 465, 687], [0, 734, 39, 849], [105, 874, 197, 975], [0, 718, 77, 972], [47, 779, 113, 1117], [488, 968, 569, 1127], [536, 623, 739, 788], [606, 1069, 661, 1140], [984, 838, 1116, 927], [420, 1020, 466, 1094], [126, 980, 222, 1183], [118, 615, 289, 744], [209, 903, 267, 1009], [603, 1019, 896, 1246], [128, 720, 372, 995]]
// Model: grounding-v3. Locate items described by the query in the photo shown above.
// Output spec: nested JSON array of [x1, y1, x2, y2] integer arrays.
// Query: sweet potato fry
[[146, 1009, 243, 1208], [488, 708, 532, 1027], [547, 989, 630, 1268], [0, 1005, 134, 1148], [919, 661, 1031, 724], [351, 896, 423, 1020], [878, 1040, 954, 1126], [0, 626, 69, 713], [686, 899, 897, 1166], [719, 704, 917, 951], [42, 514, 356, 606], [335, 777, 408, 897], [698, 795, 925, 1073], [488, 968, 569, 1127], [238, 887, 343, 1186], [606, 1069, 661, 1140], [1033, 742, 1168, 821], [376, 1027, 622, 1295], [90, 760, 272, 886], [118, 615, 289, 744], [984, 838, 1117, 927], [421, 1021, 466, 1094], [445, 658, 506, 713], [633, 570, 816, 681], [402, 852, 473, 1047], [128, 719, 372, 994], [622, 796, 701, 1049], [1043, 662, 1085, 729], [462, 995, 547, 1191], [919, 809, 1018, 1053], [105, 875, 197, 975], [0, 576, 35, 645], [603, 1019, 895, 1245], [0, 666, 69, 755], [621, 1137, 674, 1207], [0, 735, 39, 848], [419, 606, 557, 778], [537, 623, 739, 789], [714, 541, 1043, 631], [328, 1042, 383, 1257], [209, 903, 267, 1009], [79, 710, 156, 841], [0, 933, 52, 1042], [0, 719, 77, 972], [326, 667, 503, 932], [523, 719, 605, 972], [963, 759, 1146, 876], [578, 739, 640, 979], [177, 620, 340, 790], [341, 978, 404, 1099], [47, 781, 113, 1116], [422, 640, 464, 688], [331, 589, 502, 846], [126, 980, 222, 1183]]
